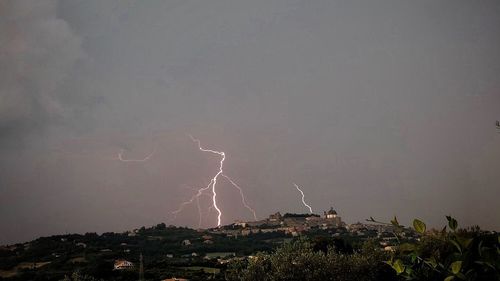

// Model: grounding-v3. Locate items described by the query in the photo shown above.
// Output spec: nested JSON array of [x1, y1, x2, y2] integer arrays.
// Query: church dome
[[327, 208, 337, 215]]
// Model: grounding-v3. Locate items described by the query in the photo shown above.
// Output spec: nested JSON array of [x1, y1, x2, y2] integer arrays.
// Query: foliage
[[381, 216, 500, 281], [227, 238, 397, 281]]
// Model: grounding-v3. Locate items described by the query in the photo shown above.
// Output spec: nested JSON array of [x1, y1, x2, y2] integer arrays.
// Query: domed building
[[324, 207, 338, 219], [323, 207, 343, 227]]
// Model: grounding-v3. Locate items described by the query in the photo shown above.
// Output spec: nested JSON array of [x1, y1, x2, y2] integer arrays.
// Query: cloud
[[0, 0, 85, 139]]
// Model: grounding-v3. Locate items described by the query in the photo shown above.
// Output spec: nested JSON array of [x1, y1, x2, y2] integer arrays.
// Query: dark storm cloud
[[1, 0, 500, 244], [0, 0, 103, 148]]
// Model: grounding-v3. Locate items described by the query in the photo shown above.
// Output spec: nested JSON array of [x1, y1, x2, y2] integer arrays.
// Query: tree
[[227, 238, 396, 281]]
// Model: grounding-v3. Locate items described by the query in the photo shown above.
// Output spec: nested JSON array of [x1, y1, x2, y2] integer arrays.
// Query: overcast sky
[[1, 0, 500, 244]]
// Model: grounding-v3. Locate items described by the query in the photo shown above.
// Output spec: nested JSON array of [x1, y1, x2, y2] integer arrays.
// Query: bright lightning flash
[[171, 136, 257, 227], [293, 182, 313, 214]]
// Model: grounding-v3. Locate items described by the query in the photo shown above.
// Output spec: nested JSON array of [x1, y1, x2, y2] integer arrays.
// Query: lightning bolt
[[189, 136, 225, 226], [222, 175, 258, 221], [171, 136, 257, 227], [171, 184, 212, 228], [114, 145, 156, 162], [293, 183, 313, 213]]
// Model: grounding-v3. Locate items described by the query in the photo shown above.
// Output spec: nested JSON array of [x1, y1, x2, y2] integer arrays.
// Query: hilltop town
[[208, 207, 418, 250]]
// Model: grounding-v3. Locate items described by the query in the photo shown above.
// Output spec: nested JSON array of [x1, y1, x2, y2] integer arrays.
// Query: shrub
[[227, 238, 397, 281], [383, 216, 500, 281]]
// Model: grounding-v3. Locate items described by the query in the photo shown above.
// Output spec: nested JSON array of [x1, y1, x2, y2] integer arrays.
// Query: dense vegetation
[[226, 238, 397, 281], [384, 217, 500, 281], [230, 217, 500, 281]]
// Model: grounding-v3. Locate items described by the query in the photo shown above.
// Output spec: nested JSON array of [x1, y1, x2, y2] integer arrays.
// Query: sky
[[1, 0, 500, 245]]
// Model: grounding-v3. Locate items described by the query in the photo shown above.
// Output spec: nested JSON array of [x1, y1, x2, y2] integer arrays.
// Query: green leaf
[[413, 219, 426, 234], [410, 253, 417, 263], [460, 238, 473, 249], [444, 276, 455, 281], [392, 259, 405, 274], [391, 216, 400, 227], [446, 216, 458, 231], [450, 239, 462, 254], [478, 240, 483, 257], [451, 261, 462, 275]]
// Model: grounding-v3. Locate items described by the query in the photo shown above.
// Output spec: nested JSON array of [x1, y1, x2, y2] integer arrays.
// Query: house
[[384, 246, 396, 252], [234, 221, 247, 228], [181, 239, 191, 246], [114, 260, 134, 270]]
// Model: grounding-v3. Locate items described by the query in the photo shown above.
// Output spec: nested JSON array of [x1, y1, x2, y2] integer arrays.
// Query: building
[[324, 207, 337, 219], [324, 207, 343, 227], [234, 221, 247, 228], [114, 260, 134, 270]]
